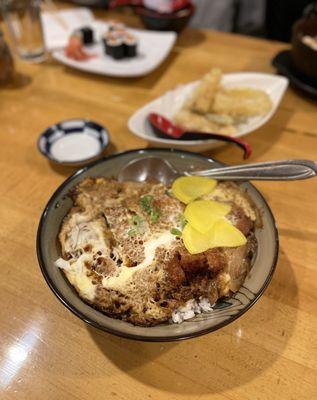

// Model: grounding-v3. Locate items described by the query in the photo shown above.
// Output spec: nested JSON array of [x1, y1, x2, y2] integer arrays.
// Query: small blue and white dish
[[37, 119, 109, 167]]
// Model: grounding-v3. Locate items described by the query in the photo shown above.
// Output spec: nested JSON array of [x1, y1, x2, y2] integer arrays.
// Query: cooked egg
[[102, 231, 176, 291]]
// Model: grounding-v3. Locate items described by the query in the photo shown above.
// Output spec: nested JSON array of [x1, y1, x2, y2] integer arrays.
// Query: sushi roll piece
[[112, 28, 126, 39], [108, 20, 125, 32], [103, 39, 111, 56], [102, 33, 113, 55], [77, 26, 94, 45], [124, 34, 138, 58], [104, 37, 125, 59]]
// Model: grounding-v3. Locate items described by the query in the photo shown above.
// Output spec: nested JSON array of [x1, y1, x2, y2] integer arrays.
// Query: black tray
[[272, 50, 317, 100]]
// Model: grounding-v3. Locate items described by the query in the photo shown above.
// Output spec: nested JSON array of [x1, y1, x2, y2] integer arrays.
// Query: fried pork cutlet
[[55, 178, 257, 326]]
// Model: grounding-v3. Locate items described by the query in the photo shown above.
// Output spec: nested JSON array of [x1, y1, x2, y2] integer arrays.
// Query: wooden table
[[1, 7, 317, 400]]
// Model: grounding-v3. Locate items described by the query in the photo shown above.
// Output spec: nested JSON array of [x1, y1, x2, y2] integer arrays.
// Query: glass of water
[[1, 0, 46, 62]]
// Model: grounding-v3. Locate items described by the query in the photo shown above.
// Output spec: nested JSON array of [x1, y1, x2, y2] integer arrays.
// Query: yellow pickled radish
[[209, 218, 247, 248], [172, 176, 217, 204], [182, 223, 212, 255], [182, 218, 247, 254], [184, 200, 231, 233]]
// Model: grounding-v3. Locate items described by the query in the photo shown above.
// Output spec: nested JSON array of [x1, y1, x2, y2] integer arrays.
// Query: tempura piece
[[212, 88, 272, 117], [205, 113, 235, 126], [185, 68, 222, 114], [172, 68, 272, 137], [173, 109, 237, 135]]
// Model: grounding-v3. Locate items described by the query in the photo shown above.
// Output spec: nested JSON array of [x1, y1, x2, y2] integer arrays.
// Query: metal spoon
[[118, 157, 179, 185], [117, 157, 317, 184]]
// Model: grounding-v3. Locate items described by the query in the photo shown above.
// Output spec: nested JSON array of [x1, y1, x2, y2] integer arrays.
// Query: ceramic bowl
[[136, 4, 195, 33], [272, 50, 317, 100], [37, 148, 278, 341], [37, 118, 109, 167], [291, 11, 317, 83]]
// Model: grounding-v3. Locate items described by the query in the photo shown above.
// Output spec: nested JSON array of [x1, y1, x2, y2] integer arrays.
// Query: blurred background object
[[106, 0, 194, 32], [68, 0, 108, 6], [110, 0, 317, 42], [0, 28, 15, 84], [190, 0, 317, 41], [135, 2, 194, 32], [19, 0, 317, 43], [272, 2, 317, 99], [1, 0, 46, 62], [190, 0, 266, 36], [291, 2, 317, 82], [266, 0, 313, 41]]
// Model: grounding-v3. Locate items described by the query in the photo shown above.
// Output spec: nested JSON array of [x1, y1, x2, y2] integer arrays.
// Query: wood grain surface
[[0, 5, 316, 400]]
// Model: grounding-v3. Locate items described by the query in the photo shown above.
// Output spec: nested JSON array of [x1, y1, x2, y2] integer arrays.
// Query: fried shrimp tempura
[[185, 68, 222, 114], [173, 109, 237, 135]]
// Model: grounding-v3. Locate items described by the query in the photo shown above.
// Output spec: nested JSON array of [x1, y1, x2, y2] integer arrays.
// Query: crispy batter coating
[[173, 68, 272, 135]]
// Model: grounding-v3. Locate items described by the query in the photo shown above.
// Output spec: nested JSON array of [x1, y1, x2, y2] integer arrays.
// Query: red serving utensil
[[109, 0, 190, 12], [148, 112, 252, 160]]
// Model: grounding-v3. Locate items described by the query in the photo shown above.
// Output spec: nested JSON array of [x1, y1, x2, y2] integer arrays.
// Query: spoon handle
[[190, 160, 317, 181], [183, 131, 252, 159]]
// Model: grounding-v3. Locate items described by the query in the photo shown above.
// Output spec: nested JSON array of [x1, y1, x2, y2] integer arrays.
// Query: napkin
[[41, 7, 95, 51]]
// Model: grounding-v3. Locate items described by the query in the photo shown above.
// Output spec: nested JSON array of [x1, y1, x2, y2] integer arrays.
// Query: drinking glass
[[1, 0, 46, 62]]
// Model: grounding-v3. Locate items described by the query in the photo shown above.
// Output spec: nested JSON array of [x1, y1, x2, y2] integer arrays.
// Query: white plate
[[52, 21, 177, 78], [128, 72, 289, 151]]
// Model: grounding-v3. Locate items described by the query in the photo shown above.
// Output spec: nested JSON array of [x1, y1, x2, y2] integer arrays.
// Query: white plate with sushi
[[128, 70, 289, 151], [52, 21, 177, 78]]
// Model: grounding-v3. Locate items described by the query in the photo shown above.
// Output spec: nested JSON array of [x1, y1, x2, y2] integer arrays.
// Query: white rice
[[171, 297, 214, 324]]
